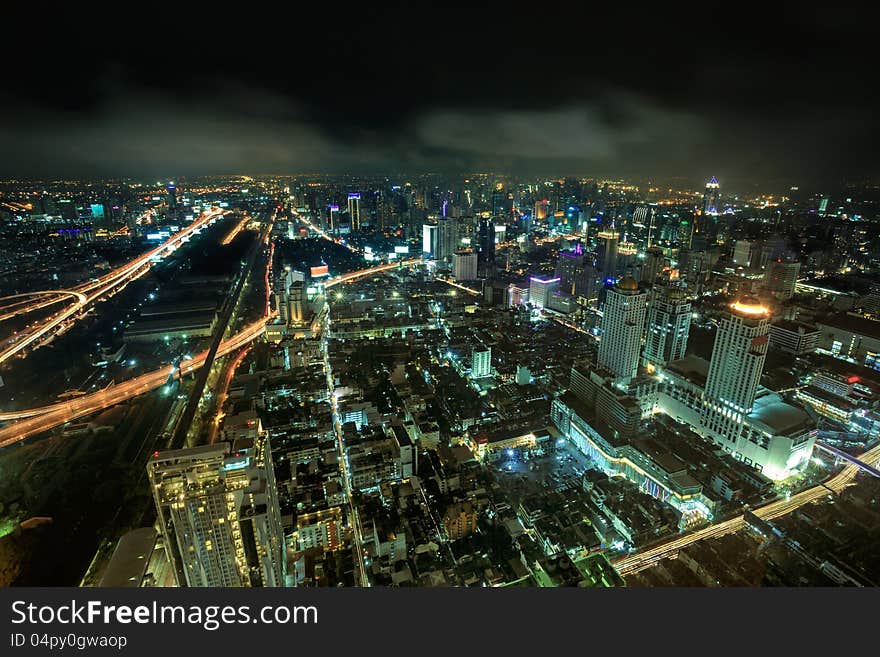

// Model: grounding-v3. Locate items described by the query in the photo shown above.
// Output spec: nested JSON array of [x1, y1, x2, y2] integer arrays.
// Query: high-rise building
[[677, 218, 693, 249], [508, 284, 530, 306], [274, 291, 290, 324], [632, 205, 656, 247], [534, 199, 549, 221], [640, 247, 666, 286], [643, 270, 691, 368], [471, 347, 492, 378], [555, 245, 586, 294], [422, 223, 440, 258], [453, 250, 478, 281], [147, 436, 285, 587], [703, 176, 720, 216], [732, 240, 752, 267], [762, 259, 800, 300], [529, 276, 560, 309], [701, 297, 770, 440], [438, 216, 459, 261], [166, 183, 178, 210], [598, 276, 647, 383], [597, 228, 619, 279], [477, 218, 496, 268], [289, 281, 305, 324], [347, 193, 361, 231], [328, 204, 340, 232], [491, 183, 506, 218]]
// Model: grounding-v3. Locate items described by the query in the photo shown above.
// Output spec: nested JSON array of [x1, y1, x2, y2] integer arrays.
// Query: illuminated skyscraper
[[438, 216, 458, 261], [555, 246, 586, 294], [147, 434, 285, 587], [347, 193, 361, 231], [288, 281, 305, 324], [491, 183, 506, 218], [732, 240, 752, 266], [702, 297, 770, 438], [677, 218, 693, 249], [166, 182, 178, 209], [471, 347, 492, 378], [703, 176, 720, 216], [596, 227, 619, 278], [598, 276, 647, 383], [640, 247, 666, 286], [453, 250, 478, 281], [422, 222, 440, 258], [762, 259, 800, 300], [643, 270, 691, 368], [534, 199, 549, 221], [529, 276, 560, 309], [478, 217, 496, 271]]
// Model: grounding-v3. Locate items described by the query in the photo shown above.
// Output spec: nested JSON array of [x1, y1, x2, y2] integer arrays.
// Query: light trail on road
[[0, 290, 87, 321], [0, 208, 224, 365], [207, 345, 252, 446], [435, 276, 481, 296], [221, 212, 252, 245], [323, 259, 423, 289], [0, 317, 268, 447]]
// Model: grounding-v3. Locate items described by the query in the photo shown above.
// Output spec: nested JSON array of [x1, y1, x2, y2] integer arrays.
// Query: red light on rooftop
[[848, 376, 859, 383], [153, 451, 160, 457]]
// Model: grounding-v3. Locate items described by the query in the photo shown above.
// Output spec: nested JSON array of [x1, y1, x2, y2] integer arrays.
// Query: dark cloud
[[1, 4, 877, 188]]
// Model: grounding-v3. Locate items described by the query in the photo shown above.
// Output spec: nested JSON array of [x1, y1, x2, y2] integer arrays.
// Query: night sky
[[1, 5, 877, 188]]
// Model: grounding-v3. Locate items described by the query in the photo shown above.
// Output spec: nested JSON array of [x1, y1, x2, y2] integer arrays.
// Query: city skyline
[[1, 7, 880, 594]]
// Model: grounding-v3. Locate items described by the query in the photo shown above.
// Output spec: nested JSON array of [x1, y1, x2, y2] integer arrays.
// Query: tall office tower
[[640, 247, 666, 286], [632, 205, 651, 246], [643, 269, 691, 368], [702, 297, 770, 441], [274, 291, 290, 324], [453, 250, 478, 281], [617, 242, 638, 275], [477, 217, 496, 270], [328, 204, 340, 232], [732, 240, 752, 267], [555, 246, 586, 294], [677, 218, 693, 249], [703, 176, 720, 216], [471, 347, 492, 378], [422, 223, 440, 258], [596, 228, 619, 279], [289, 281, 304, 324], [374, 190, 387, 231], [534, 198, 549, 221], [491, 183, 505, 217], [438, 216, 459, 261], [147, 437, 285, 588], [347, 193, 361, 231], [573, 265, 602, 302], [598, 276, 648, 383], [762, 259, 801, 300], [165, 183, 178, 210]]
